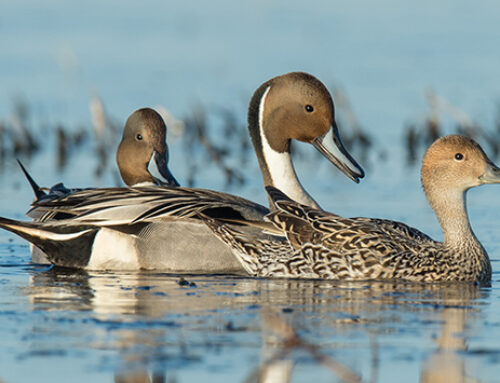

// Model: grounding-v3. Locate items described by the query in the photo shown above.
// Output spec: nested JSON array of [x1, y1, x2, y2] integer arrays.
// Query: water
[[1, 263, 500, 382], [2, 0, 500, 382]]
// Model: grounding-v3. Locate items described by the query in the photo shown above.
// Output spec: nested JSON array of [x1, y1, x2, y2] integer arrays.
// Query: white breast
[[87, 228, 140, 270]]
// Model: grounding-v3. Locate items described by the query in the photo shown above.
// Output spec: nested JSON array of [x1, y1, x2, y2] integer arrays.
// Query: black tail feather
[[0, 216, 95, 268], [17, 159, 46, 200]]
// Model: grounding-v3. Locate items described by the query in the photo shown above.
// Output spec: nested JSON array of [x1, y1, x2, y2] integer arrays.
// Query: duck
[[116, 107, 179, 188], [0, 72, 364, 272], [25, 107, 179, 263], [24, 107, 179, 210], [204, 135, 499, 283]]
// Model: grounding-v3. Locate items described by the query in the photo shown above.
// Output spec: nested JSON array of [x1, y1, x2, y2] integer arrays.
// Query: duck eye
[[136, 134, 143, 141], [305, 105, 314, 113], [455, 153, 464, 161]]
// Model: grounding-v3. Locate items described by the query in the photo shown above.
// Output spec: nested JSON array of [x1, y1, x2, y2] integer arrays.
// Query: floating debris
[[177, 277, 196, 288]]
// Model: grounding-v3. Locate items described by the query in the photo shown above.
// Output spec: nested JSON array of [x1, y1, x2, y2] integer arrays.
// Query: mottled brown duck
[[206, 135, 499, 283]]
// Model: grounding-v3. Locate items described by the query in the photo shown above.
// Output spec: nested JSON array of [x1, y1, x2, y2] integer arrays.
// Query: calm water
[[2, 1, 500, 382]]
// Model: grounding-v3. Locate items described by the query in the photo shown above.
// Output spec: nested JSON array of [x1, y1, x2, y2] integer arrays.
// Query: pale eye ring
[[305, 105, 314, 113], [455, 153, 464, 161]]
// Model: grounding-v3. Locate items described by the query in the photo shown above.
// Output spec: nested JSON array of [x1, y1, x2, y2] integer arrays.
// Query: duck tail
[[0, 216, 96, 268], [17, 160, 46, 200], [0, 216, 90, 245]]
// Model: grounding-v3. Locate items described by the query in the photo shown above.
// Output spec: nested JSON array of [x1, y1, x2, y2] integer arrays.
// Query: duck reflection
[[246, 309, 362, 383], [25, 269, 486, 382], [420, 307, 476, 383], [114, 371, 167, 383]]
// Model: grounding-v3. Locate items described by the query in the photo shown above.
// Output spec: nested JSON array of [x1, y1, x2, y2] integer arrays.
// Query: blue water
[[2, 1, 500, 382]]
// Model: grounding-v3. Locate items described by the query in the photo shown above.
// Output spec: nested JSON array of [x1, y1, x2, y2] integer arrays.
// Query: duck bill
[[312, 123, 365, 183], [479, 161, 500, 184], [147, 150, 180, 187]]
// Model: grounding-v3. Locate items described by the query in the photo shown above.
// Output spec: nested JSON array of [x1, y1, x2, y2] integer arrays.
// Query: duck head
[[422, 135, 500, 195], [249, 72, 364, 184], [117, 108, 179, 187]]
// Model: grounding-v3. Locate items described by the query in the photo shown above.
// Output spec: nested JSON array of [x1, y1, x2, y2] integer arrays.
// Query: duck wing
[[30, 186, 269, 226]]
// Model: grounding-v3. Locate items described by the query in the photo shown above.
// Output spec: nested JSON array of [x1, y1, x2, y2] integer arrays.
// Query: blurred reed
[[405, 89, 500, 165], [1, 88, 500, 189], [181, 104, 246, 188]]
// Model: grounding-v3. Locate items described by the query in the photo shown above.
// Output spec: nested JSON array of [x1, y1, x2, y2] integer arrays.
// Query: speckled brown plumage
[[206, 136, 500, 283], [206, 188, 491, 282]]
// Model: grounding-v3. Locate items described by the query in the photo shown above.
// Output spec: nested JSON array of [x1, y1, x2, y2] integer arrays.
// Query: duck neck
[[248, 84, 320, 209], [429, 188, 478, 247], [429, 187, 491, 281]]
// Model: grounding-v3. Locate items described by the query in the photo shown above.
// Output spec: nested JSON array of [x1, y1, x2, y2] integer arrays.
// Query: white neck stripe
[[258, 85, 319, 208]]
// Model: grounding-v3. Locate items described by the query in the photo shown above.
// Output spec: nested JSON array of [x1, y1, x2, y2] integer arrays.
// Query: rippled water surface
[[2, 0, 500, 382], [1, 257, 500, 382]]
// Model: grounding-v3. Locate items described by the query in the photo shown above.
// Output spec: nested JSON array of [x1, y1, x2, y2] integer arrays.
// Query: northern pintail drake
[[205, 135, 499, 283], [25, 107, 179, 207], [26, 107, 179, 263], [1, 72, 364, 271], [116, 107, 179, 188]]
